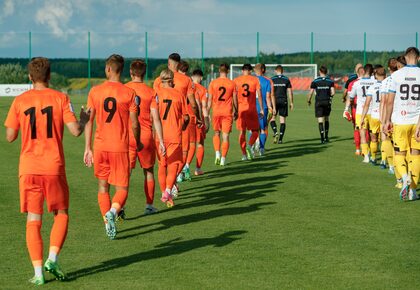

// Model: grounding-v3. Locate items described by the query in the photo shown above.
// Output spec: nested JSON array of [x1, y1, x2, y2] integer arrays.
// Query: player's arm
[[6, 128, 18, 143], [5, 100, 20, 142], [66, 106, 91, 137], [201, 94, 210, 133], [266, 90, 272, 112], [151, 107, 166, 156], [83, 108, 95, 167], [379, 92, 387, 124], [181, 95, 190, 131], [288, 87, 294, 110], [130, 111, 142, 152], [233, 91, 238, 120], [270, 80, 276, 115], [385, 91, 396, 132], [257, 88, 264, 116], [415, 113, 420, 141], [307, 89, 314, 105], [330, 86, 336, 97], [342, 89, 348, 103]]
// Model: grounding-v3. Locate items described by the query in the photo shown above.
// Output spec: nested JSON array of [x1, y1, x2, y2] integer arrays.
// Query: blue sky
[[0, 0, 418, 58]]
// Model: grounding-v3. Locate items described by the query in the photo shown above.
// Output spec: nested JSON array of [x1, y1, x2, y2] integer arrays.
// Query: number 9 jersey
[[389, 65, 420, 125], [87, 81, 138, 152], [5, 88, 77, 176]]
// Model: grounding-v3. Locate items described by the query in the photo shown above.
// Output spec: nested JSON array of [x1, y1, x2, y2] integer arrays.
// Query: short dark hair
[[178, 60, 189, 73], [375, 67, 386, 77], [388, 58, 398, 71], [405, 47, 420, 58], [275, 65, 284, 73], [106, 54, 124, 74], [219, 63, 229, 73], [397, 55, 407, 66], [364, 63, 374, 75], [192, 69, 203, 77], [28, 57, 50, 83], [319, 65, 328, 74], [130, 59, 146, 78], [242, 64, 253, 71], [254, 63, 266, 73], [168, 53, 181, 62]]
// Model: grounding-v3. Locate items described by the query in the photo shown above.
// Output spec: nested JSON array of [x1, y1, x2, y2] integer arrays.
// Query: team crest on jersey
[[135, 96, 140, 106], [69, 102, 74, 113]]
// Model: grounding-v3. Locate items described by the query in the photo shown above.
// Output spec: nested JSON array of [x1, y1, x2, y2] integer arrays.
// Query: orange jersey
[[87, 81, 138, 153], [156, 87, 187, 144], [194, 83, 207, 118], [154, 71, 194, 115], [234, 75, 261, 112], [209, 77, 236, 117], [125, 81, 157, 150], [4, 88, 77, 176]]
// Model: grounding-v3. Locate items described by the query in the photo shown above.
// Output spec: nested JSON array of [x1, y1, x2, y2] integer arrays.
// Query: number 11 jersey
[[87, 81, 138, 153]]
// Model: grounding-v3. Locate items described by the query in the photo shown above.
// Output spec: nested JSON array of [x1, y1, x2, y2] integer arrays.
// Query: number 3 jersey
[[233, 75, 261, 113], [389, 65, 420, 125], [5, 88, 77, 176], [350, 77, 376, 115], [155, 87, 187, 144], [87, 81, 138, 153]]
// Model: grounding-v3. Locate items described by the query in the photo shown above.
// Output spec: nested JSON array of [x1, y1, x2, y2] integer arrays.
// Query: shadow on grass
[[67, 230, 246, 280]]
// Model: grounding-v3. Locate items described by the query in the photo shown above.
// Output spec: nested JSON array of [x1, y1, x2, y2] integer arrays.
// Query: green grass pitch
[[0, 94, 419, 289]]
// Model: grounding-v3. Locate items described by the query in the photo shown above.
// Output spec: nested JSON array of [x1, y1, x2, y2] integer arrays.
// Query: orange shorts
[[236, 110, 259, 131], [94, 151, 130, 187], [213, 115, 233, 134], [19, 175, 69, 214], [129, 130, 156, 169], [157, 143, 183, 167]]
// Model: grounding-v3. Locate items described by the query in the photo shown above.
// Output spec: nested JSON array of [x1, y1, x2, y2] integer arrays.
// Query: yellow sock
[[382, 140, 394, 165], [361, 143, 369, 156], [408, 154, 420, 188], [393, 150, 402, 180], [394, 154, 408, 178], [370, 142, 378, 160]]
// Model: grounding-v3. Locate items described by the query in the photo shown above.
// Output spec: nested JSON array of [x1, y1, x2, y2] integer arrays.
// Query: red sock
[[98, 192, 111, 216], [249, 131, 259, 146], [112, 190, 128, 209], [145, 179, 155, 204], [239, 133, 246, 154], [196, 146, 204, 168], [213, 135, 220, 152], [49, 213, 68, 255], [186, 143, 196, 164], [354, 130, 360, 149], [26, 220, 43, 266], [158, 164, 167, 193], [221, 141, 229, 158]]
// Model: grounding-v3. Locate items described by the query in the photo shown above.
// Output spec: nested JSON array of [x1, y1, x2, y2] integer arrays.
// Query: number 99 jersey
[[389, 65, 420, 125]]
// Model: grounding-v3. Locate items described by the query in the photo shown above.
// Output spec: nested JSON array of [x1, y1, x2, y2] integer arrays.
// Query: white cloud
[[0, 0, 14, 22], [35, 0, 74, 37]]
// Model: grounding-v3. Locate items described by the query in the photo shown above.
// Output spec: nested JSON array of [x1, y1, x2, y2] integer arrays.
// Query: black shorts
[[315, 101, 331, 118], [276, 100, 288, 117]]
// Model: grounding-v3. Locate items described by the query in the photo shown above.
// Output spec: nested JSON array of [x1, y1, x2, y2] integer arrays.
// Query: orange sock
[[239, 133, 246, 154], [112, 190, 128, 210], [221, 141, 229, 158], [98, 192, 111, 216], [196, 145, 204, 168], [158, 165, 167, 193], [49, 213, 68, 255], [213, 135, 221, 152], [145, 179, 155, 204], [186, 143, 196, 164], [249, 131, 259, 146], [166, 163, 179, 190], [26, 220, 43, 266]]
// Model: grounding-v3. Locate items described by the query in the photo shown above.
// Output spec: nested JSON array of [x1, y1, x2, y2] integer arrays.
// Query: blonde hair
[[160, 69, 174, 82]]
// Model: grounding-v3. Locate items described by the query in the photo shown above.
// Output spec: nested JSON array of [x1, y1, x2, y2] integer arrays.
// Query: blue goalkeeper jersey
[[257, 75, 271, 111]]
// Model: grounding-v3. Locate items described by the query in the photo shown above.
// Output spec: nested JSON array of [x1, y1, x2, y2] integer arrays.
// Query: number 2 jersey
[[87, 81, 138, 153], [208, 77, 236, 117], [350, 77, 376, 115], [388, 65, 420, 125], [4, 88, 77, 176]]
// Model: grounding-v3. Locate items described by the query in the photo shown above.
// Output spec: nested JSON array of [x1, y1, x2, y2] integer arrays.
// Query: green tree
[[0, 63, 28, 84]]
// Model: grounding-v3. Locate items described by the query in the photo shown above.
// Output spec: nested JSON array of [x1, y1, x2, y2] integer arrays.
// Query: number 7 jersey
[[87, 81, 138, 152], [4, 88, 77, 176], [389, 65, 420, 125]]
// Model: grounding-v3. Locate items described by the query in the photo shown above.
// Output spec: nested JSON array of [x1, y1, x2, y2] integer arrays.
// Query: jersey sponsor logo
[[401, 110, 407, 116]]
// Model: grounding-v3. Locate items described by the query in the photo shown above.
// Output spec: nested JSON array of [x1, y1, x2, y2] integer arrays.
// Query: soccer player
[[126, 60, 165, 215], [155, 69, 189, 206], [254, 63, 273, 155], [270, 65, 294, 144], [307, 66, 335, 144], [4, 57, 90, 284], [384, 47, 420, 201], [342, 63, 363, 103], [343, 65, 365, 155], [191, 69, 210, 175], [208, 63, 238, 166], [84, 54, 141, 239], [234, 64, 264, 160], [360, 66, 386, 165], [349, 64, 375, 162]]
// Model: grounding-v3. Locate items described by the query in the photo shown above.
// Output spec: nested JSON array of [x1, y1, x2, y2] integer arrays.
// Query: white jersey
[[389, 65, 420, 125], [350, 77, 376, 115], [366, 80, 382, 120], [380, 76, 391, 96]]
